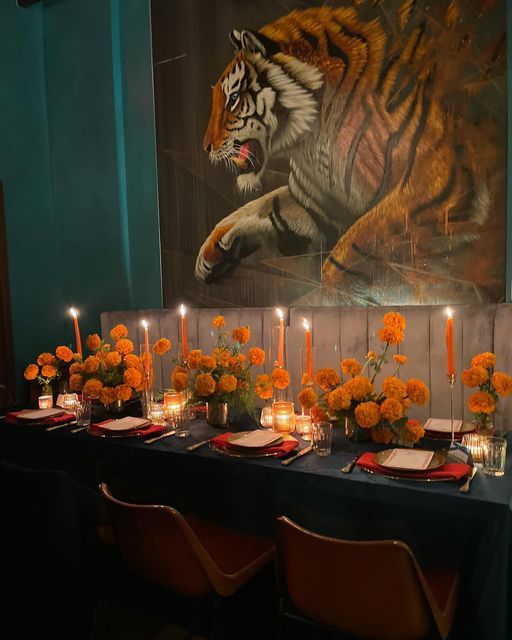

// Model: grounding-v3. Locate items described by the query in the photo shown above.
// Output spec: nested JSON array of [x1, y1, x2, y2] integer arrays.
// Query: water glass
[[173, 409, 191, 438], [74, 400, 92, 427], [481, 436, 507, 477], [312, 421, 333, 456]]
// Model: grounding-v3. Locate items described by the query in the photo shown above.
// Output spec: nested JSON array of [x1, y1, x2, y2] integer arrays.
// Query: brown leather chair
[[276, 516, 459, 640]]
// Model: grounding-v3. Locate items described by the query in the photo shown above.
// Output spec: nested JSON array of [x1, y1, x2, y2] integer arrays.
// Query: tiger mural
[[196, 0, 505, 304]]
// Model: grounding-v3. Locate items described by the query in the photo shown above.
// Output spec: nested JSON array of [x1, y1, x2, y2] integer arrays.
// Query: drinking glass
[[173, 409, 191, 438], [481, 436, 507, 477], [74, 400, 92, 427], [312, 422, 333, 456]]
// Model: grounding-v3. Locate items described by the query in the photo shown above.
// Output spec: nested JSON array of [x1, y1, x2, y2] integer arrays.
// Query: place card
[[424, 418, 463, 433], [229, 431, 282, 448], [16, 408, 65, 421], [380, 449, 435, 471], [98, 416, 151, 432]]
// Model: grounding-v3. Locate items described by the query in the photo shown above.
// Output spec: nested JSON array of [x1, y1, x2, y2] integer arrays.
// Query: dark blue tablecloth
[[1, 414, 511, 640]]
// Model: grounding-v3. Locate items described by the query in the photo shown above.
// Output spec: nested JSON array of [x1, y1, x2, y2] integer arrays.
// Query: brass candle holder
[[447, 373, 456, 446]]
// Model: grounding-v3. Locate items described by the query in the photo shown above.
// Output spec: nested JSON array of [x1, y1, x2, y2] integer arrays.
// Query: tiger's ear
[[229, 29, 278, 57]]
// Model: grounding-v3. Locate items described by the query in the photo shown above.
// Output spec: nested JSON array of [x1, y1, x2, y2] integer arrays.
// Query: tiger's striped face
[[203, 30, 323, 193]]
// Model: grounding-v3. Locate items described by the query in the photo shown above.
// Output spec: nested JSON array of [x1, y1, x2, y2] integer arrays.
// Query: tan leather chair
[[276, 516, 459, 640]]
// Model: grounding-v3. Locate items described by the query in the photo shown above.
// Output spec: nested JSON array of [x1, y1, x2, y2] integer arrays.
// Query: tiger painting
[[196, 0, 506, 305]]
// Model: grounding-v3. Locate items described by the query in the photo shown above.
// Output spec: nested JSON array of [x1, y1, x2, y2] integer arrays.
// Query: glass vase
[[206, 402, 228, 427], [474, 414, 494, 437], [344, 415, 371, 443]]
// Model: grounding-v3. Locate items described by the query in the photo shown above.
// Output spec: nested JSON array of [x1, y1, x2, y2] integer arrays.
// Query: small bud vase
[[206, 402, 229, 427], [344, 416, 371, 443]]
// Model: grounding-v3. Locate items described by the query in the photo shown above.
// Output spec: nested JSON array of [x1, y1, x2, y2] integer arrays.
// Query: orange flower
[[124, 354, 140, 369], [298, 387, 318, 409], [82, 378, 103, 399], [37, 352, 56, 366], [343, 376, 373, 401], [248, 347, 265, 366], [55, 346, 74, 363], [172, 370, 189, 392], [84, 356, 100, 374], [153, 338, 171, 356], [380, 398, 404, 423], [212, 315, 225, 329], [187, 349, 202, 370], [115, 384, 132, 402], [255, 374, 273, 400], [228, 354, 246, 371], [467, 391, 496, 414], [301, 373, 313, 386], [406, 379, 430, 405], [393, 354, 407, 365], [328, 386, 351, 412], [470, 352, 496, 370], [491, 372, 512, 397], [311, 405, 328, 423], [69, 362, 82, 375], [99, 387, 117, 406], [214, 349, 231, 367], [383, 312, 406, 331], [382, 376, 406, 400], [115, 339, 134, 356], [378, 326, 404, 345], [461, 366, 488, 388], [123, 367, 142, 389], [218, 374, 237, 393], [354, 401, 380, 428], [72, 353, 82, 362], [105, 351, 122, 368], [41, 364, 57, 378], [341, 359, 362, 376], [404, 419, 425, 443], [237, 379, 250, 391], [366, 351, 377, 360], [195, 373, 216, 397], [198, 355, 216, 371], [69, 373, 83, 391], [24, 364, 39, 380], [232, 326, 251, 344], [110, 324, 128, 341], [371, 426, 394, 444], [314, 367, 340, 390], [272, 367, 291, 389], [86, 333, 102, 351]]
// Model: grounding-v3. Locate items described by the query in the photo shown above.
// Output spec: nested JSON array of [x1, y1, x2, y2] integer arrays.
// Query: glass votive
[[260, 405, 273, 429], [163, 391, 185, 418], [271, 401, 295, 434], [295, 414, 312, 441], [461, 433, 485, 463], [62, 393, 78, 413], [38, 395, 53, 409], [148, 402, 166, 425], [312, 421, 333, 456], [481, 436, 507, 477], [74, 399, 92, 427]]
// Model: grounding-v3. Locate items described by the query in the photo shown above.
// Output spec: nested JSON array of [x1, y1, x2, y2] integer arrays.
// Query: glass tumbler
[[74, 400, 92, 427], [312, 421, 333, 456], [481, 436, 507, 477], [174, 408, 191, 438]]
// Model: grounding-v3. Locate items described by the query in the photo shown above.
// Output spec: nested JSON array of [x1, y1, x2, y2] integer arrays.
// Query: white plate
[[377, 449, 438, 471], [17, 408, 65, 421], [227, 430, 283, 448], [97, 416, 151, 432]]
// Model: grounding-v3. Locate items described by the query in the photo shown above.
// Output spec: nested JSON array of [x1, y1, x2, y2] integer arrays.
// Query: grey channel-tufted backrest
[[101, 305, 512, 430]]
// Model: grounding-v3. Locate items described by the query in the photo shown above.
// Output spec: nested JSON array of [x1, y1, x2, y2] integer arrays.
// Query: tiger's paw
[[195, 223, 251, 283]]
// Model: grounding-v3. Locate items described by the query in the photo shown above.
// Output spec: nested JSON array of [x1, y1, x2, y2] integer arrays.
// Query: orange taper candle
[[303, 318, 312, 377], [276, 308, 284, 367], [179, 304, 188, 360], [141, 320, 150, 373], [69, 308, 82, 357], [445, 308, 455, 377]]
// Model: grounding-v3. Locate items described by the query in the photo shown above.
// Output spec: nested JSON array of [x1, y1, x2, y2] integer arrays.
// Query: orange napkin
[[4, 411, 75, 426], [211, 432, 298, 457], [88, 419, 165, 438], [356, 452, 471, 481]]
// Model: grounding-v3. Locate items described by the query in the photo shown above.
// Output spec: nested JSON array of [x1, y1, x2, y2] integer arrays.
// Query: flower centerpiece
[[24, 346, 81, 397], [297, 312, 430, 446], [461, 352, 512, 434], [170, 315, 266, 426]]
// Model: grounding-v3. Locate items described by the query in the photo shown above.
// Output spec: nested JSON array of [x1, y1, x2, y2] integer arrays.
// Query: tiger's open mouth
[[233, 139, 264, 174]]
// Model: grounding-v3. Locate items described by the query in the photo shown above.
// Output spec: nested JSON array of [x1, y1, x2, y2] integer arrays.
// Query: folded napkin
[[4, 411, 75, 426], [424, 429, 469, 441], [88, 419, 165, 438], [356, 452, 471, 481], [211, 432, 298, 457]]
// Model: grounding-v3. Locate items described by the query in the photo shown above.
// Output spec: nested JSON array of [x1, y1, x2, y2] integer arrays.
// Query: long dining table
[[1, 410, 511, 640]]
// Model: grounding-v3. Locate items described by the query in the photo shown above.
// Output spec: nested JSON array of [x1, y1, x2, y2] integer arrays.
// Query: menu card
[[16, 408, 65, 421], [98, 416, 151, 432], [381, 449, 435, 471], [424, 418, 463, 433], [230, 431, 282, 448]]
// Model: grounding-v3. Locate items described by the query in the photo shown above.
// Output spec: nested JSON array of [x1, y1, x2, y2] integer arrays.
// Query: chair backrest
[[276, 516, 436, 640], [99, 483, 217, 597]]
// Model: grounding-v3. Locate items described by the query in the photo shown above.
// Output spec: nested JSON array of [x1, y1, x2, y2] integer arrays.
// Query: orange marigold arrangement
[[297, 312, 430, 445], [25, 345, 82, 389]]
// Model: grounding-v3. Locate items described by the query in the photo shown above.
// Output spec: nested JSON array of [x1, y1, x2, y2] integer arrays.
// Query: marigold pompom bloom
[[383, 312, 406, 331], [255, 374, 273, 400], [406, 379, 430, 405], [55, 346, 74, 363], [298, 387, 317, 409], [343, 376, 373, 401], [41, 364, 57, 378], [328, 386, 352, 412], [404, 419, 425, 443], [153, 338, 171, 356], [103, 351, 121, 369], [380, 397, 404, 423], [214, 349, 231, 367], [311, 405, 328, 423], [218, 374, 237, 393], [366, 351, 377, 360], [123, 367, 142, 389], [115, 384, 132, 402], [491, 372, 512, 397], [393, 354, 407, 365], [461, 366, 488, 388], [371, 426, 394, 444], [199, 355, 216, 371], [187, 349, 202, 369], [86, 334, 102, 351], [228, 355, 245, 371], [195, 373, 216, 397], [248, 347, 265, 366], [69, 373, 83, 391], [272, 367, 291, 389], [37, 352, 56, 366], [470, 352, 496, 370], [341, 358, 362, 376], [378, 326, 404, 345], [115, 338, 134, 356], [24, 364, 39, 380], [354, 401, 380, 428], [99, 387, 117, 406], [124, 354, 140, 369], [69, 362, 82, 375], [72, 353, 82, 362], [467, 391, 496, 414], [382, 376, 406, 400], [83, 356, 101, 374], [212, 315, 225, 329], [314, 367, 340, 390], [301, 373, 313, 386], [82, 378, 103, 399], [172, 371, 188, 392], [232, 326, 251, 344], [110, 324, 128, 341]]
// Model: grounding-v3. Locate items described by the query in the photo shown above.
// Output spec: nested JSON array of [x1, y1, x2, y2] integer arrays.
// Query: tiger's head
[[203, 29, 324, 193]]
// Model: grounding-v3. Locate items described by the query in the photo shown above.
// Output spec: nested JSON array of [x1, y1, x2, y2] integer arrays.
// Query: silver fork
[[459, 466, 477, 493]]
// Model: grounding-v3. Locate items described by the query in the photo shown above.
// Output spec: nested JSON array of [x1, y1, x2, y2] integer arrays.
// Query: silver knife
[[187, 438, 211, 452], [341, 453, 362, 474], [281, 445, 313, 466], [46, 420, 77, 432], [144, 429, 176, 445], [459, 466, 478, 493]]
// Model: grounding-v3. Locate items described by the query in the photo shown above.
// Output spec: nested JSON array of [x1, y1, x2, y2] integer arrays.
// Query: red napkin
[[356, 452, 471, 481], [4, 411, 75, 426], [424, 429, 474, 441], [211, 432, 299, 457], [88, 419, 165, 438]]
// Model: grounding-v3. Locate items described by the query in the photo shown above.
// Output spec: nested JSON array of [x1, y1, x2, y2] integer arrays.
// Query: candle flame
[[445, 307, 453, 319], [69, 307, 78, 319], [302, 318, 310, 331], [276, 307, 284, 320], [179, 304, 186, 317], [141, 319, 148, 329]]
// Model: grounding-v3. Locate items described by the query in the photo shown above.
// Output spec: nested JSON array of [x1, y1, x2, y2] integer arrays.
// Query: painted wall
[[0, 0, 161, 401]]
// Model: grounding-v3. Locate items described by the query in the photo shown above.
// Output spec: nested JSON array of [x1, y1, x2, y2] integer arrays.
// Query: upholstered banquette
[[101, 305, 512, 430]]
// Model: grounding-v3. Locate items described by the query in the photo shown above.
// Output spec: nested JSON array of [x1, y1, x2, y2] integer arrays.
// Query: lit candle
[[295, 414, 312, 440], [303, 318, 312, 378], [69, 308, 82, 357], [276, 307, 285, 367], [260, 406, 273, 429], [148, 402, 166, 425], [141, 320, 150, 374], [38, 395, 53, 409], [445, 307, 455, 377], [179, 304, 188, 361], [163, 391, 185, 418], [271, 401, 295, 434]]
